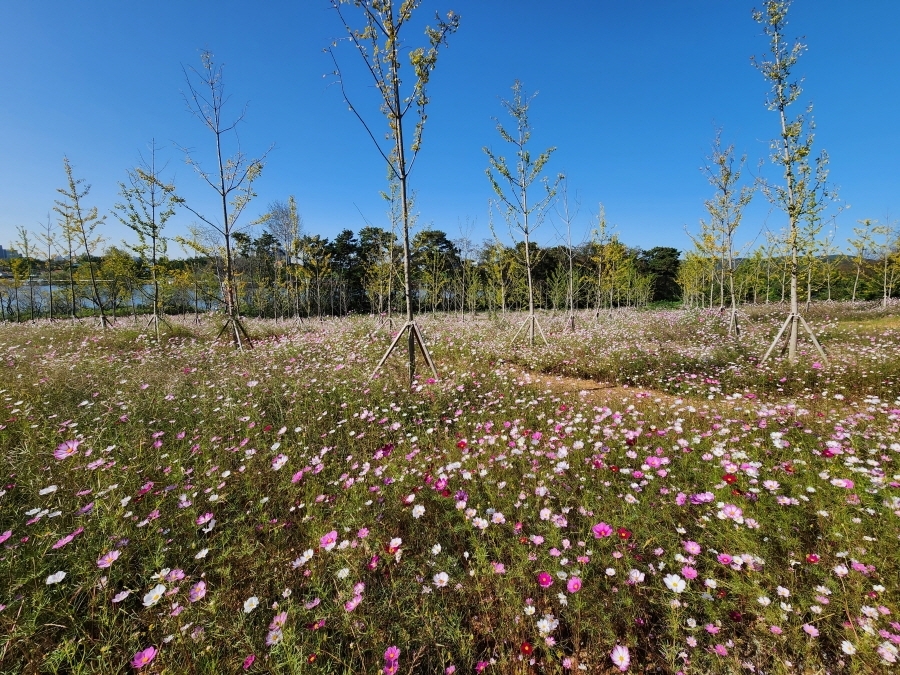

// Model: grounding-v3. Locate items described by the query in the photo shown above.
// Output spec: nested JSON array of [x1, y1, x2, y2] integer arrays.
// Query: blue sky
[[1, 1, 898, 256]]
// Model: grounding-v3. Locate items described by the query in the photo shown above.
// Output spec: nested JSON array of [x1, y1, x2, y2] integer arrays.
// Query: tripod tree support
[[215, 315, 254, 351], [510, 313, 549, 347], [370, 321, 438, 382], [760, 313, 828, 366]]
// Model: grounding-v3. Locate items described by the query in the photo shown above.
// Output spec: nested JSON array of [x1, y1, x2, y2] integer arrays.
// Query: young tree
[[753, 0, 833, 364], [174, 51, 270, 349], [873, 217, 900, 308], [54, 158, 110, 327], [484, 80, 562, 346], [329, 0, 459, 383], [848, 219, 877, 302], [698, 131, 754, 335], [99, 246, 140, 320], [114, 140, 177, 340], [589, 204, 613, 317], [817, 225, 841, 302], [9, 256, 29, 322], [553, 177, 581, 331], [56, 207, 80, 319], [14, 226, 37, 322], [35, 214, 57, 321]]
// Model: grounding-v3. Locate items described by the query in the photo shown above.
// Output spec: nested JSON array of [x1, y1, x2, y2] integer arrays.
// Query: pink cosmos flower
[[54, 439, 80, 460], [683, 540, 701, 555], [112, 590, 131, 603], [131, 646, 157, 669], [717, 553, 733, 565], [681, 566, 698, 580], [270, 611, 288, 630], [713, 644, 728, 656], [610, 645, 630, 671], [537, 572, 553, 588], [567, 577, 582, 593], [592, 522, 613, 538], [52, 527, 84, 550], [196, 513, 214, 525], [0, 530, 11, 544], [189, 581, 207, 603], [384, 646, 401, 661], [320, 530, 338, 551], [97, 550, 120, 569], [803, 623, 819, 637], [242, 654, 256, 670]]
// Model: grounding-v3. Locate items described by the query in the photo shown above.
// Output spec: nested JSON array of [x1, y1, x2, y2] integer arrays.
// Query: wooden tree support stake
[[215, 316, 253, 351], [369, 320, 438, 382], [727, 307, 741, 338], [760, 313, 827, 365], [511, 313, 549, 347]]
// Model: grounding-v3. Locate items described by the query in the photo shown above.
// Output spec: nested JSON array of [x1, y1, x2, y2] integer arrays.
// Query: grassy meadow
[[1, 303, 899, 674]]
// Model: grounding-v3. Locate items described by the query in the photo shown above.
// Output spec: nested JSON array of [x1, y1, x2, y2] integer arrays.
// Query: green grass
[[0, 306, 899, 674]]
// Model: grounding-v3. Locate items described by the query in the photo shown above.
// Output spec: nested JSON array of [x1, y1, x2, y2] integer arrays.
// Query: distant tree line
[[4, 209, 900, 324]]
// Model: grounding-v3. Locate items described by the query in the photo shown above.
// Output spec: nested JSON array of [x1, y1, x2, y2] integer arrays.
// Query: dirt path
[[514, 368, 691, 409]]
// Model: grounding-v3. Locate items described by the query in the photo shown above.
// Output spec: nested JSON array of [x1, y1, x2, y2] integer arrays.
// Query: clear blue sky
[[1, 1, 898, 256]]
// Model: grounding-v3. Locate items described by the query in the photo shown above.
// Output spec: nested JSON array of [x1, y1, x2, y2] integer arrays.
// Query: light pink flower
[[610, 645, 630, 671], [97, 550, 120, 569], [189, 581, 207, 603], [54, 439, 80, 460]]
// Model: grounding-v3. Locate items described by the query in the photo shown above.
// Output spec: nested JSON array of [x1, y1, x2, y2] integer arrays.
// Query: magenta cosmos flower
[[537, 571, 553, 588], [131, 646, 157, 669], [592, 522, 613, 538]]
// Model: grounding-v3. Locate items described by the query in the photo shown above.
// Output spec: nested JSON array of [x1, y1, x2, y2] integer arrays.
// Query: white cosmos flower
[[46, 571, 66, 585], [412, 505, 425, 519], [143, 583, 166, 607], [663, 574, 687, 593], [433, 572, 449, 588], [243, 596, 259, 613]]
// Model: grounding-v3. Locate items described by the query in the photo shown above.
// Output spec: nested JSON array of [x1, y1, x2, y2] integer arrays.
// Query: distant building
[[0, 245, 21, 260]]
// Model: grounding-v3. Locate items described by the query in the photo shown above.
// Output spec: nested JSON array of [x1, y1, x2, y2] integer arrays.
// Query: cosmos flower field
[[1, 304, 899, 674]]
